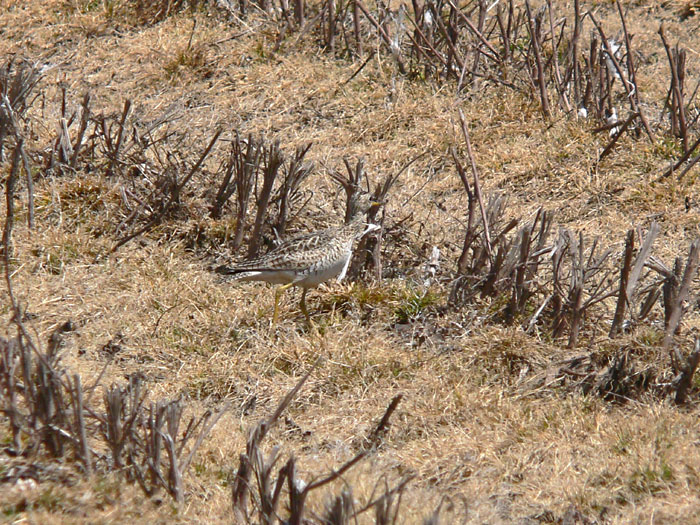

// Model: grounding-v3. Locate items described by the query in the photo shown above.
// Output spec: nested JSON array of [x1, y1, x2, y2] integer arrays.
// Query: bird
[[215, 200, 380, 325]]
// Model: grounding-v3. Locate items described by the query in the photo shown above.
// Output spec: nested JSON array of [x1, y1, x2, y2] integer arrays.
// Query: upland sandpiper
[[215, 204, 380, 324]]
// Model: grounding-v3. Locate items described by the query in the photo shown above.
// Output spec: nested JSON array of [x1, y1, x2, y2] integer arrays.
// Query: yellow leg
[[272, 283, 295, 325], [300, 288, 310, 324], [300, 288, 320, 336]]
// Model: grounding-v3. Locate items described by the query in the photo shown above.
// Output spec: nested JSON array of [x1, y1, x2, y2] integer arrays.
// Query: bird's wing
[[273, 227, 334, 252], [215, 229, 336, 275]]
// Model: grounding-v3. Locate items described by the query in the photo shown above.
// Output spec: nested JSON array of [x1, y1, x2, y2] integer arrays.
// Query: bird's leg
[[300, 288, 310, 324], [300, 288, 321, 336], [273, 283, 295, 325]]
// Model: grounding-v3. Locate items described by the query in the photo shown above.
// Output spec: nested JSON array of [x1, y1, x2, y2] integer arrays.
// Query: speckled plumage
[[216, 211, 380, 323]]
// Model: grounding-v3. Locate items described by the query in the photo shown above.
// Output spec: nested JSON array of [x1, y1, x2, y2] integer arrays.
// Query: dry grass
[[3, 0, 700, 523]]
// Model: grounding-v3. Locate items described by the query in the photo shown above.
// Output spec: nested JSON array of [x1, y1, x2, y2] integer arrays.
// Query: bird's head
[[351, 192, 382, 217], [346, 192, 382, 239]]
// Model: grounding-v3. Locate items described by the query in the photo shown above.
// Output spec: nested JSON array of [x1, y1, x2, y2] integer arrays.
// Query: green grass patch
[[394, 288, 440, 323]]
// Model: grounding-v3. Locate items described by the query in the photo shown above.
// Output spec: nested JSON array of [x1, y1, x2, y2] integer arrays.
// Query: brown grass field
[[3, 0, 700, 523]]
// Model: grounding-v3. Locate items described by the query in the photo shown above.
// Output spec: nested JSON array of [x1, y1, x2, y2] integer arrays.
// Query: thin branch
[[458, 109, 492, 258]]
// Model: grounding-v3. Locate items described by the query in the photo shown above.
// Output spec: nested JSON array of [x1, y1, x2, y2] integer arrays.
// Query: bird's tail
[[214, 264, 239, 275], [213, 264, 261, 282]]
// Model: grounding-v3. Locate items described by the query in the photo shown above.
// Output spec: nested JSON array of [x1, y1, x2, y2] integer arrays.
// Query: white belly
[[301, 255, 350, 287], [238, 270, 298, 285]]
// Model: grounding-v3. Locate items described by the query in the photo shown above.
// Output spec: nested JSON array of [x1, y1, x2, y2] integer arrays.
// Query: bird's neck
[[343, 214, 367, 238]]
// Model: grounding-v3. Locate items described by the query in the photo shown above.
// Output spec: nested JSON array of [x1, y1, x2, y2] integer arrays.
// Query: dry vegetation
[[3, 0, 700, 523]]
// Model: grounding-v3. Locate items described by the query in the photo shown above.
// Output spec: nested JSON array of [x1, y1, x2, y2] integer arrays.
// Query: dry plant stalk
[[248, 139, 284, 258], [232, 360, 318, 520], [1, 73, 39, 229], [213, 133, 312, 257], [458, 109, 492, 257], [552, 230, 617, 348], [112, 128, 221, 252], [450, 144, 477, 280], [506, 209, 553, 325], [273, 142, 313, 238], [587, 10, 654, 142], [0, 59, 42, 160], [2, 166, 228, 500], [525, 0, 550, 118], [1, 162, 94, 465], [103, 99, 132, 177], [659, 134, 700, 179], [330, 157, 365, 223], [101, 375, 146, 469], [112, 380, 229, 503], [597, 112, 639, 162], [609, 223, 659, 336], [657, 240, 700, 370], [232, 134, 261, 248], [675, 337, 700, 405], [331, 154, 409, 280], [659, 25, 688, 151], [448, 148, 521, 307], [232, 367, 406, 523]]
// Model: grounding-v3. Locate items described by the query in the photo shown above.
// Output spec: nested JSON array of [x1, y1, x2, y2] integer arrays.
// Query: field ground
[[2, 0, 700, 523]]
